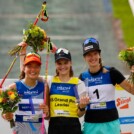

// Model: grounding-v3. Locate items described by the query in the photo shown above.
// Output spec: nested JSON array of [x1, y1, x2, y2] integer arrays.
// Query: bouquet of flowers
[[118, 47, 134, 84], [0, 88, 21, 128], [8, 24, 48, 56]]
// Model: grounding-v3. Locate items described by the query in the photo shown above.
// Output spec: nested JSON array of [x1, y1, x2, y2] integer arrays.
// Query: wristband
[[19, 53, 26, 56], [78, 106, 85, 112]]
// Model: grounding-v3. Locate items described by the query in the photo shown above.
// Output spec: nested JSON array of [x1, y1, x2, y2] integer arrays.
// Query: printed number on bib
[[93, 89, 99, 99]]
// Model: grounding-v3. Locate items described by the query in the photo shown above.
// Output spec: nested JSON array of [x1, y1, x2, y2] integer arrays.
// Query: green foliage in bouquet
[[118, 47, 134, 84], [118, 47, 134, 67], [8, 24, 48, 56], [0, 88, 21, 128]]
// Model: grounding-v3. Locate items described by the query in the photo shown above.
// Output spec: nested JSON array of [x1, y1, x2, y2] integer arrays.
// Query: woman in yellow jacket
[[47, 48, 89, 134]]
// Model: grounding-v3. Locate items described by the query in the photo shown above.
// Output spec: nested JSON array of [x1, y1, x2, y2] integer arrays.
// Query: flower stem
[[128, 72, 134, 84], [10, 119, 15, 128]]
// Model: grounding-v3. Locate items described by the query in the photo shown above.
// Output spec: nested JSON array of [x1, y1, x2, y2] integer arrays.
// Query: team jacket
[[50, 76, 79, 118], [15, 81, 45, 123], [80, 66, 119, 123]]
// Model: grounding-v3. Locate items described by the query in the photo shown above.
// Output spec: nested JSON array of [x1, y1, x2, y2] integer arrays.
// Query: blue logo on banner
[[119, 116, 134, 124]]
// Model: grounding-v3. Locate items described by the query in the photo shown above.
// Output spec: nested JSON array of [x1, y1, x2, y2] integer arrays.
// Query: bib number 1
[[93, 89, 99, 99]]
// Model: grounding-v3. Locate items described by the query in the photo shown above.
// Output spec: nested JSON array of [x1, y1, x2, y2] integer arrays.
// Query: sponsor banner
[[115, 84, 134, 134]]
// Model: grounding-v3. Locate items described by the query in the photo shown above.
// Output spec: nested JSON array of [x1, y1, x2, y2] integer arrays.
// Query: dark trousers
[[48, 117, 82, 134]]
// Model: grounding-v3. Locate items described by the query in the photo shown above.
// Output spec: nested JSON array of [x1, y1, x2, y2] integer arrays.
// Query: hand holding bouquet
[[0, 88, 21, 128], [118, 47, 134, 84], [8, 24, 48, 56]]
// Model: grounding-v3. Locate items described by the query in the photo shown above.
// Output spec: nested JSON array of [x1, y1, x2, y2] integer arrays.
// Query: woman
[[3, 52, 49, 134], [47, 48, 89, 134], [79, 37, 134, 134]]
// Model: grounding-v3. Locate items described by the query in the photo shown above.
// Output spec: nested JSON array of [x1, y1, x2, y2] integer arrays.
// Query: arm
[[110, 67, 134, 95], [119, 79, 134, 95], [39, 83, 50, 119], [45, 83, 50, 119], [18, 42, 27, 72], [8, 83, 17, 90], [77, 79, 89, 117], [77, 96, 89, 117]]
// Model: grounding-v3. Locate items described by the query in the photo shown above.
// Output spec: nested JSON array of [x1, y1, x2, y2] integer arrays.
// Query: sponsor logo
[[119, 116, 134, 124], [57, 86, 71, 93], [88, 76, 103, 83], [24, 90, 39, 95], [84, 45, 93, 50], [116, 97, 131, 109]]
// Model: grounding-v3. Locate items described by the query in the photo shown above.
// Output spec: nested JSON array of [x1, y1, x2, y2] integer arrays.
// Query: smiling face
[[55, 58, 72, 76], [84, 50, 101, 68], [24, 61, 41, 80]]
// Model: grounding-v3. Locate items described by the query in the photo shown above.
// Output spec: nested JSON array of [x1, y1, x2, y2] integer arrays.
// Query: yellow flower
[[0, 97, 3, 103], [9, 94, 16, 100]]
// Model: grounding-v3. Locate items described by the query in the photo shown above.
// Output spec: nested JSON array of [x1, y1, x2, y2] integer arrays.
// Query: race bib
[[23, 115, 40, 122], [90, 102, 107, 109]]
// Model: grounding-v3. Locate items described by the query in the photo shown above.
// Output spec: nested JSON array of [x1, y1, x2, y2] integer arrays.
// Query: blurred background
[[0, 0, 134, 79]]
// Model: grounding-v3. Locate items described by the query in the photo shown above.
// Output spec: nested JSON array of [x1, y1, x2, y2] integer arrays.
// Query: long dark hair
[[99, 58, 103, 68], [19, 70, 25, 80]]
